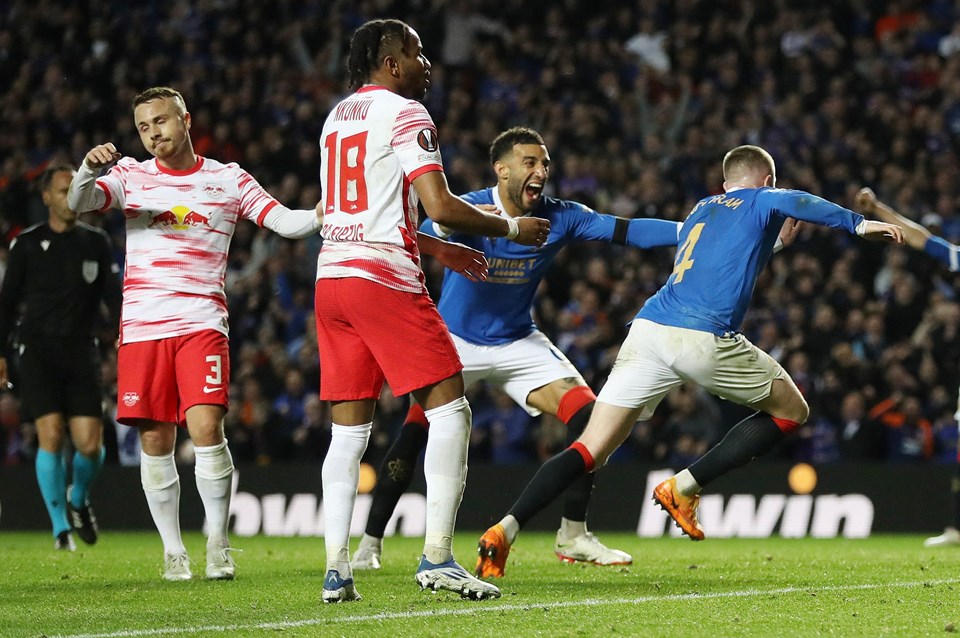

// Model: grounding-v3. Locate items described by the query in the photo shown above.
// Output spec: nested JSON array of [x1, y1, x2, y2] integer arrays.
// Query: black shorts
[[16, 338, 103, 420]]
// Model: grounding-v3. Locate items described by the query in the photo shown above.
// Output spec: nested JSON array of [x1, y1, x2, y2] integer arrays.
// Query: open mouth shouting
[[524, 180, 543, 208]]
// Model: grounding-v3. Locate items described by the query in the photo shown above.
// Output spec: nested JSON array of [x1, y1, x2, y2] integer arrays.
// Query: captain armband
[[612, 217, 630, 246]]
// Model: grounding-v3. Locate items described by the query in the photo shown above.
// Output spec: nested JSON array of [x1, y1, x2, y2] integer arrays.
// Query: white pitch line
[[50, 577, 960, 638]]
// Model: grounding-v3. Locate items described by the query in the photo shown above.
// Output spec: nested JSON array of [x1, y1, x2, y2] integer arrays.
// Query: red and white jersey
[[316, 85, 443, 293], [95, 156, 279, 344]]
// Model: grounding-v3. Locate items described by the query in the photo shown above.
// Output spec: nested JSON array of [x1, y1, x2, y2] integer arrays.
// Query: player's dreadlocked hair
[[347, 19, 410, 91], [489, 127, 546, 165]]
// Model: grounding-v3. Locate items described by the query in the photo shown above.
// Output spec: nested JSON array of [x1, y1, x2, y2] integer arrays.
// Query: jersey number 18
[[323, 131, 369, 214]]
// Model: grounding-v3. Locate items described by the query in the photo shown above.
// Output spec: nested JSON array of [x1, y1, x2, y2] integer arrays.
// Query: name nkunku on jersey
[[638, 187, 865, 336], [422, 186, 680, 345]]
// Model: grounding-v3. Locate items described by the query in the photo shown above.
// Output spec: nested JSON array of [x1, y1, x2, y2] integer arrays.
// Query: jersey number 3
[[323, 131, 369, 214], [672, 222, 705, 283]]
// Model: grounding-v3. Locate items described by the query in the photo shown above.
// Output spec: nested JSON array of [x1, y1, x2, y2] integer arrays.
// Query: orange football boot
[[475, 523, 512, 578], [653, 477, 705, 540]]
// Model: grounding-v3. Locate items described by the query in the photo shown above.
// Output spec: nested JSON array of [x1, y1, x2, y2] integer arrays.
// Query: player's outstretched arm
[[417, 233, 488, 282], [68, 143, 121, 213], [260, 205, 322, 239], [855, 187, 930, 251], [758, 188, 902, 244], [413, 171, 549, 246]]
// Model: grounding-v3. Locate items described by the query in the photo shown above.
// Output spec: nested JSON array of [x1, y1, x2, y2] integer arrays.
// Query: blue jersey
[[638, 187, 865, 335], [924, 236, 960, 272], [422, 187, 680, 345]]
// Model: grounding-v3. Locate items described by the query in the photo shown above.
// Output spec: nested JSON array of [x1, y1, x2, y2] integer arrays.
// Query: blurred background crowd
[[2, 0, 960, 471]]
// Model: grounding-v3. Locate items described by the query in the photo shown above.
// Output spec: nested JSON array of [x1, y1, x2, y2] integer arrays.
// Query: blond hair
[[132, 87, 187, 115], [722, 145, 776, 182]]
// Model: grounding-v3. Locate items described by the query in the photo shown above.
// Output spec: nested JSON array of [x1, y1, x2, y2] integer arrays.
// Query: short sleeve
[[390, 101, 443, 182]]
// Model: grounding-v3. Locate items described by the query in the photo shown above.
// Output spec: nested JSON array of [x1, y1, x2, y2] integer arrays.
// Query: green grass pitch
[[2, 531, 958, 637]]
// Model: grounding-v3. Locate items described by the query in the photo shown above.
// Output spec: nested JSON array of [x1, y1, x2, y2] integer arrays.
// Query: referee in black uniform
[[0, 164, 121, 550]]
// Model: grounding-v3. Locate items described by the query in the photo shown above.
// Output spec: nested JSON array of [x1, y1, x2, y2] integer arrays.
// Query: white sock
[[321, 423, 371, 572], [675, 469, 701, 496], [358, 533, 382, 551], [558, 517, 587, 541], [422, 397, 470, 564], [500, 515, 520, 545], [140, 451, 186, 555], [194, 440, 234, 548]]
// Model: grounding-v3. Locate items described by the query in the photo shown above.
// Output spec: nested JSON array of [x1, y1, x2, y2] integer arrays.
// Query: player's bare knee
[[74, 438, 102, 458]]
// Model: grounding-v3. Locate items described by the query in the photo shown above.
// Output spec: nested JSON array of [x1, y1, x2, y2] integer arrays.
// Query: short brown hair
[[39, 163, 75, 192], [489, 127, 546, 165], [132, 87, 187, 114], [722, 145, 776, 182]]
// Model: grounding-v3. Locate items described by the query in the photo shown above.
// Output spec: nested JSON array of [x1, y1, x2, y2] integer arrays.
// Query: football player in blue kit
[[474, 144, 903, 578], [855, 186, 960, 548], [352, 127, 681, 571]]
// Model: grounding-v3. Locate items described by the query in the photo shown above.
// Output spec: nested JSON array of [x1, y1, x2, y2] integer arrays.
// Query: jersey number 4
[[323, 131, 369, 214], [671, 222, 705, 283]]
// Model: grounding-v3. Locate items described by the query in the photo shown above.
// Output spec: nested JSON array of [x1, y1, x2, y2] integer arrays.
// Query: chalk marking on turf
[[50, 577, 960, 638]]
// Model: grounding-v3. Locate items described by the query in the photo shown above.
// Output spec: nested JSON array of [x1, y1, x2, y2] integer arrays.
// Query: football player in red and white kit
[[67, 86, 327, 582], [316, 19, 549, 603]]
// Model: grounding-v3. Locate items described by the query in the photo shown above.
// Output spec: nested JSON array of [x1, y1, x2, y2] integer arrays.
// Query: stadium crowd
[[1, 0, 960, 470]]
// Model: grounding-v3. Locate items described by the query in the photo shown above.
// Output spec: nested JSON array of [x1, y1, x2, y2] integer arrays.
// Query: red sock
[[772, 416, 800, 433], [557, 386, 596, 424], [569, 441, 595, 472], [406, 403, 429, 429]]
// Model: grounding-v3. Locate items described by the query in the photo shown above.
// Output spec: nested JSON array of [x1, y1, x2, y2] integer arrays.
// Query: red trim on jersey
[[95, 180, 112, 212], [155, 156, 204, 176], [407, 164, 443, 183], [400, 175, 419, 256], [255, 200, 279, 227], [557, 386, 597, 424], [772, 416, 801, 433], [356, 85, 389, 94], [404, 403, 429, 430], [569, 441, 595, 472]]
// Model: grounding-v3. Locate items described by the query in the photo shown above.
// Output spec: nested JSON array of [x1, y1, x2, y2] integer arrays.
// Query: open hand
[[777, 218, 805, 248], [433, 240, 488, 282], [860, 220, 904, 243]]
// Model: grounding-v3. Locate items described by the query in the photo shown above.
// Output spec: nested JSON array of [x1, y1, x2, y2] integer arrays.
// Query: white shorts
[[597, 319, 786, 419], [452, 331, 584, 416]]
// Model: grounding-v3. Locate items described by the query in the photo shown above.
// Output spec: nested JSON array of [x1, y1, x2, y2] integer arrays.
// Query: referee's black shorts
[[16, 337, 103, 420]]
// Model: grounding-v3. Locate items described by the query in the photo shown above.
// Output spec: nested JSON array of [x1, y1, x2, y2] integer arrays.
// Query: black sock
[[509, 447, 589, 528], [562, 401, 594, 522], [688, 412, 784, 488], [364, 420, 428, 538], [952, 463, 960, 529]]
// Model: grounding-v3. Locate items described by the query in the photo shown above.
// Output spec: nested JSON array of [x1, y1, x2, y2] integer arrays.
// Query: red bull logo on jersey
[[149, 205, 210, 229]]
